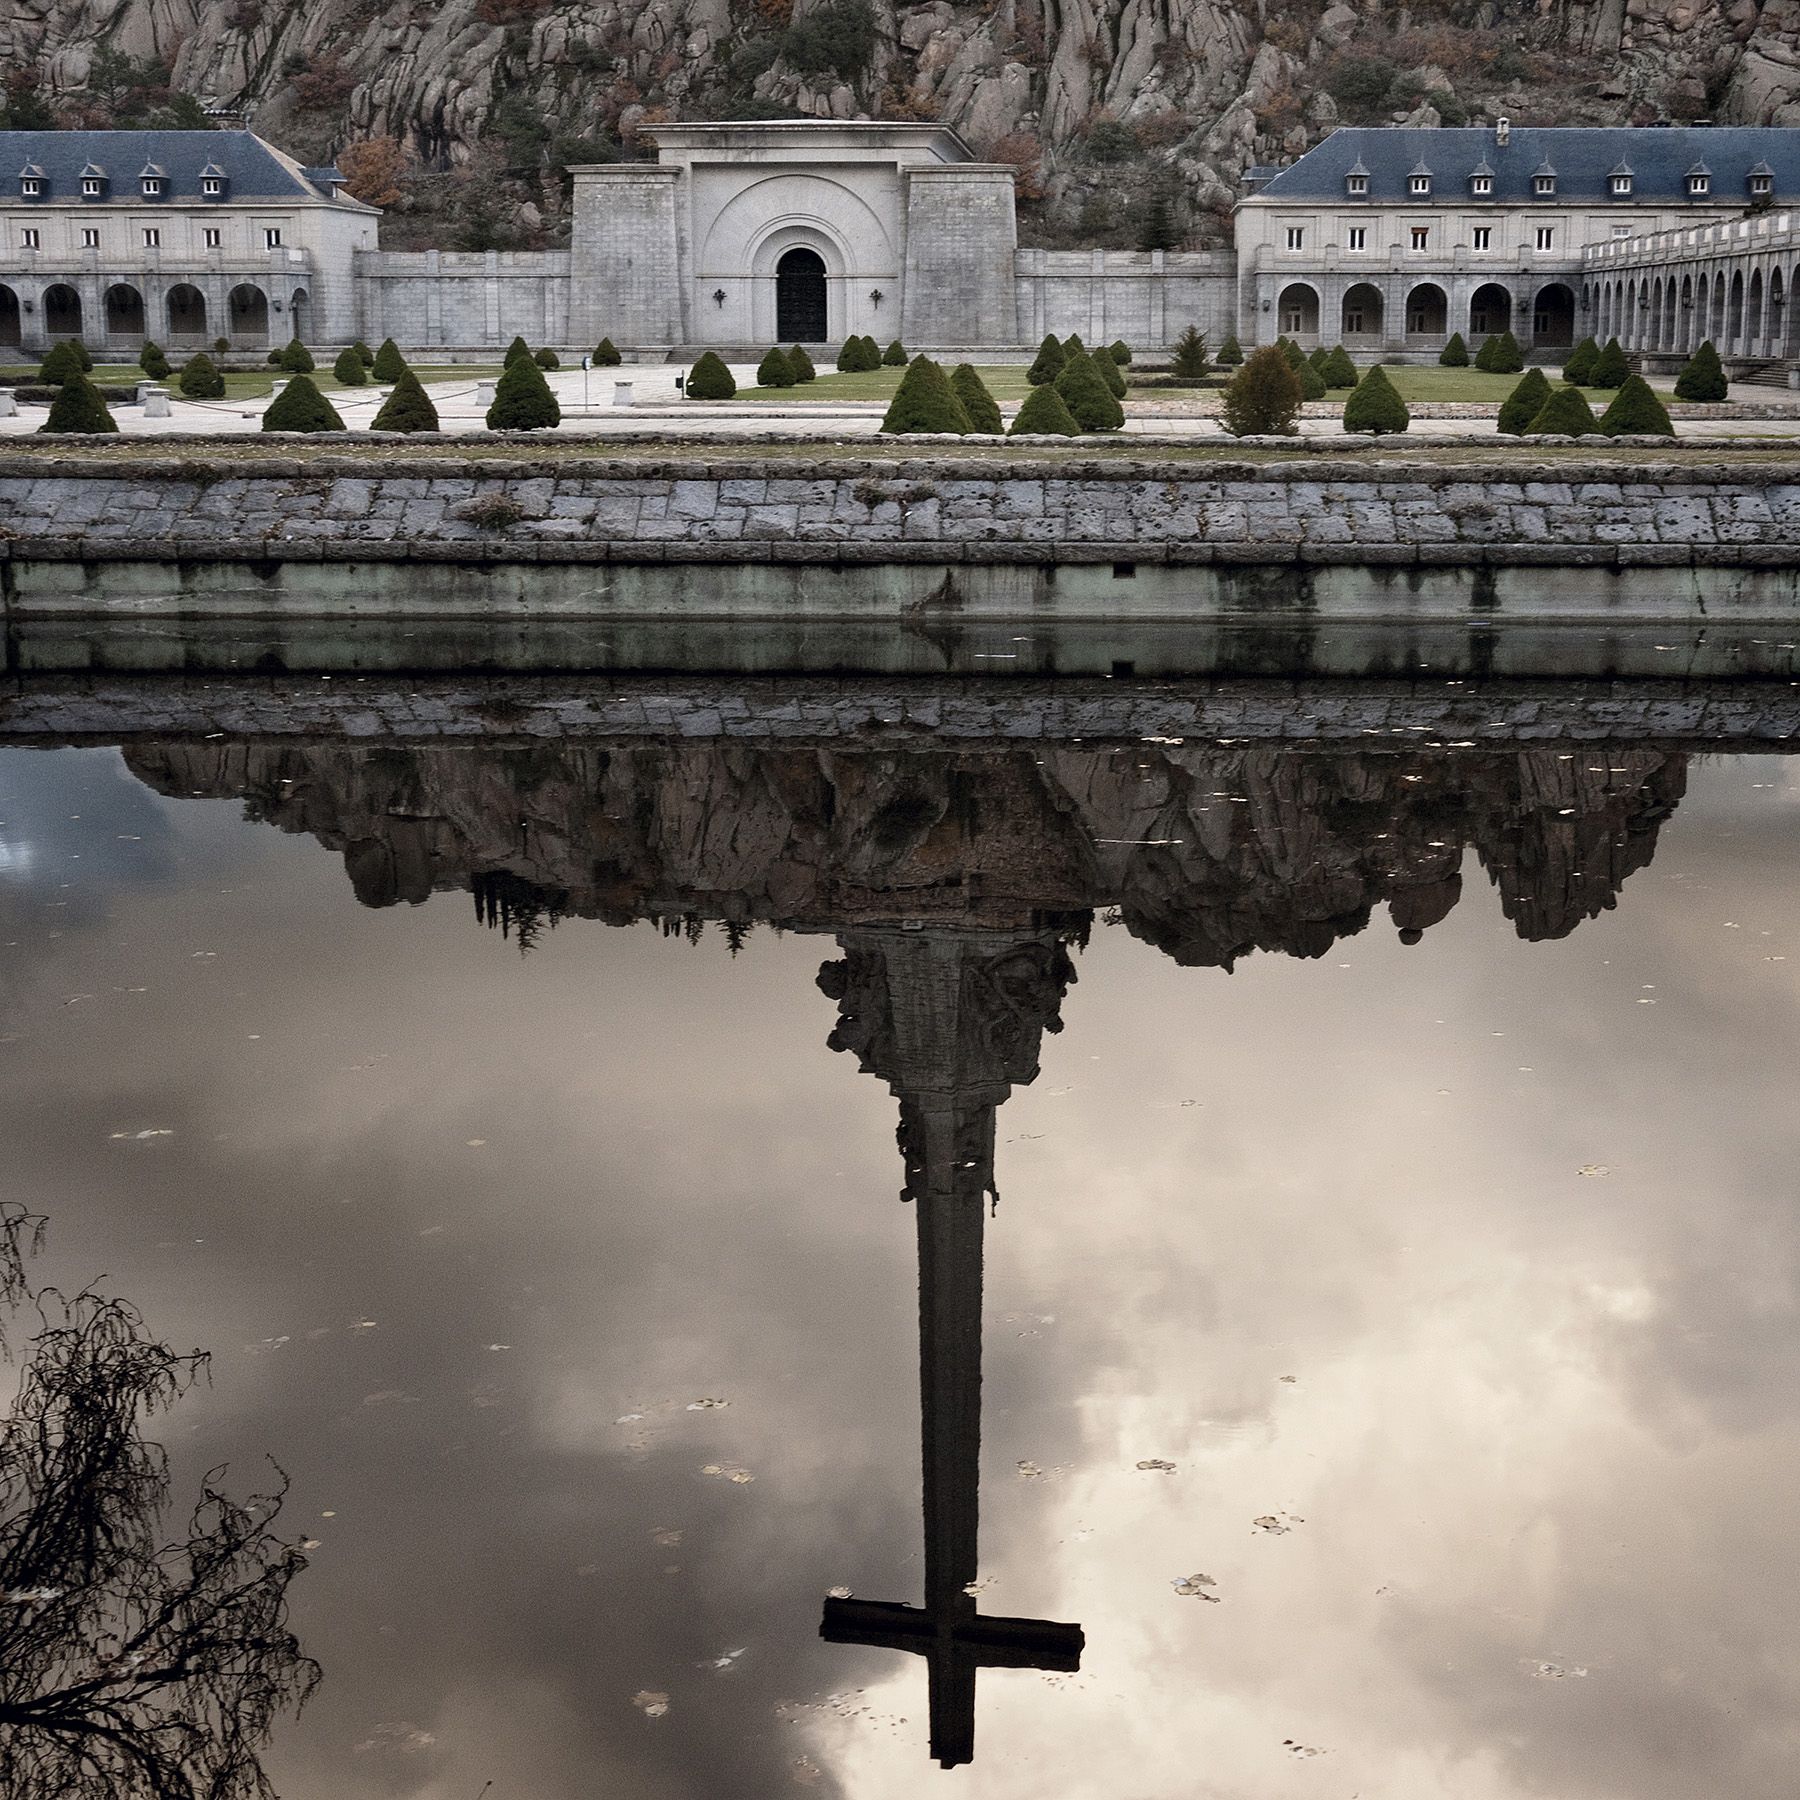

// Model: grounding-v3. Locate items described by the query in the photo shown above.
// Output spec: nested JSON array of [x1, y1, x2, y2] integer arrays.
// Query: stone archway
[[228, 283, 270, 344], [105, 282, 145, 341], [775, 247, 828, 344], [167, 283, 207, 341], [1341, 282, 1383, 343], [1469, 282, 1512, 339], [44, 283, 82, 339], [290, 288, 310, 342], [0, 284, 22, 348], [1405, 282, 1447, 339], [1276, 282, 1320, 342]]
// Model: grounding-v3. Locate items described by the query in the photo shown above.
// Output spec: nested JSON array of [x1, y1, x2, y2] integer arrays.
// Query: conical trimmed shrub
[[352, 339, 375, 367], [949, 363, 1003, 433], [503, 335, 531, 368], [1094, 348, 1127, 398], [262, 373, 345, 432], [788, 344, 816, 382], [178, 352, 225, 399], [882, 339, 908, 366], [333, 346, 368, 385], [1599, 373, 1675, 436], [372, 368, 440, 432], [592, 338, 622, 366], [73, 340, 93, 371], [278, 337, 314, 373], [1562, 336, 1599, 384], [1438, 331, 1468, 367], [839, 334, 882, 373], [1063, 333, 1087, 357], [1108, 339, 1133, 366], [1298, 359, 1327, 401], [138, 339, 170, 376], [1009, 383, 1082, 436], [1220, 344, 1302, 437], [1323, 345, 1359, 388], [372, 338, 407, 382], [757, 347, 797, 388], [1524, 384, 1602, 436], [1473, 329, 1523, 374], [1342, 365, 1409, 434], [684, 351, 736, 399], [1590, 338, 1630, 388], [486, 355, 562, 429], [1496, 367, 1552, 436], [39, 370, 118, 434], [533, 347, 560, 370], [1054, 347, 1124, 431], [1279, 337, 1308, 373], [878, 355, 972, 434], [37, 341, 84, 384], [834, 338, 855, 372], [1308, 344, 1330, 371], [1217, 333, 1244, 366], [1027, 333, 1067, 385], [1673, 340, 1727, 402]]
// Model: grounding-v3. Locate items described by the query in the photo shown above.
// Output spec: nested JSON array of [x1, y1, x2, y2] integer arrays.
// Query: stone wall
[[354, 249, 569, 352], [1014, 250, 1237, 350]]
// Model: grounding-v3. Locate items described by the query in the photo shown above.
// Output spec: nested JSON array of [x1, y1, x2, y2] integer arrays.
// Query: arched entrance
[[44, 283, 82, 338], [167, 283, 207, 340], [1340, 282, 1382, 342], [290, 288, 310, 342], [1276, 282, 1320, 342], [1469, 282, 1512, 339], [105, 283, 145, 340], [775, 248, 828, 343], [1405, 282, 1448, 338], [1532, 282, 1576, 348], [0, 284, 20, 349], [228, 283, 270, 343]]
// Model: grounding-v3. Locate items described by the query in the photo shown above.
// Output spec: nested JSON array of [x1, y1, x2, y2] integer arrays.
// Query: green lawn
[[739, 365, 1037, 404], [3, 362, 498, 401], [1377, 365, 1653, 404]]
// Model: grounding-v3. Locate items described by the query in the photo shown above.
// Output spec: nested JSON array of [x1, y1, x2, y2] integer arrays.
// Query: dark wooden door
[[776, 248, 828, 343]]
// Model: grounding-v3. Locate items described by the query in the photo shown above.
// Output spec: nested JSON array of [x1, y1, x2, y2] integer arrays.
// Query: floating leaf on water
[[1577, 1164, 1610, 1178], [1528, 1660, 1589, 1679], [1136, 1459, 1177, 1473], [686, 1397, 729, 1410], [1253, 1514, 1301, 1534], [1172, 1573, 1220, 1600], [1016, 1460, 1043, 1479], [631, 1690, 671, 1719]]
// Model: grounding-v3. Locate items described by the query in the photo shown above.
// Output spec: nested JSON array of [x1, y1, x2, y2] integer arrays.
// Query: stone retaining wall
[[5, 449, 1800, 571]]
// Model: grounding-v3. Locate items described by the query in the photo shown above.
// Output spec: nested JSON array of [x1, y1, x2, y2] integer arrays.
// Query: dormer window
[[21, 176, 42, 198], [142, 176, 163, 197], [81, 176, 102, 197], [1347, 172, 1367, 194], [202, 176, 223, 196], [1534, 174, 1556, 195], [1471, 174, 1492, 197], [1687, 163, 1711, 197], [1610, 167, 1633, 197], [1750, 162, 1774, 198], [1410, 172, 1431, 196]]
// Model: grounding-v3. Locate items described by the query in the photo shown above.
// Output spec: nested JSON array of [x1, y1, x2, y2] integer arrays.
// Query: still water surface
[[1, 729, 1797, 1799]]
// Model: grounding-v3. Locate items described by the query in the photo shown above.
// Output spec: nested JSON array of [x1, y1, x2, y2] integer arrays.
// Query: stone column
[[568, 164, 683, 350], [901, 166, 1020, 349]]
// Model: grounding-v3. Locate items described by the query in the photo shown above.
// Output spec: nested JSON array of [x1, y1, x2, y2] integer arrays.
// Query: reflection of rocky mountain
[[124, 739, 1686, 961]]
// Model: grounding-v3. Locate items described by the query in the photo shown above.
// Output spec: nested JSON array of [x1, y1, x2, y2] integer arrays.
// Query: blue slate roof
[[1253, 127, 1800, 202], [0, 129, 354, 203]]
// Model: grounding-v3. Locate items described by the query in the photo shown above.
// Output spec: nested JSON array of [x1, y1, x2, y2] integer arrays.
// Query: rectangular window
[[142, 227, 160, 248], [81, 177, 101, 197], [1611, 223, 1634, 239], [142, 177, 163, 197], [1347, 225, 1367, 251], [1611, 176, 1632, 196], [1535, 225, 1555, 250], [1473, 226, 1492, 251], [263, 227, 283, 248], [1410, 226, 1429, 251], [1689, 174, 1710, 197], [1282, 306, 1305, 333], [1347, 174, 1367, 194], [21, 178, 41, 197], [1410, 175, 1430, 196], [1472, 175, 1492, 196], [204, 226, 222, 248], [21, 226, 39, 249], [81, 227, 100, 248], [1534, 175, 1555, 196], [1346, 307, 1365, 333], [1285, 225, 1304, 250]]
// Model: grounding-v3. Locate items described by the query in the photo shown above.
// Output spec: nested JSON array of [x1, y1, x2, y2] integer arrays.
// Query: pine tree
[[1496, 368, 1552, 436], [503, 335, 532, 368], [278, 337, 314, 373], [372, 338, 407, 382], [1220, 345, 1303, 437], [332, 346, 367, 386], [1172, 326, 1210, 379], [1216, 333, 1244, 367], [1562, 336, 1600, 384], [39, 370, 118, 434], [757, 347, 797, 387], [177, 352, 226, 399], [882, 339, 908, 366], [1341, 365, 1409, 434], [1323, 346, 1359, 388], [1136, 188, 1179, 251], [1027, 334, 1067, 385], [684, 351, 737, 399], [949, 362, 1003, 433], [878, 356, 973, 434], [1108, 339, 1133, 366], [1438, 331, 1469, 368], [1673, 339, 1727, 402], [1590, 338, 1631, 388], [1008, 383, 1083, 436], [1598, 373, 1675, 436], [261, 373, 345, 432], [592, 338, 622, 366], [371, 368, 440, 432], [788, 344, 816, 382], [1523, 384, 1602, 435], [1054, 347, 1125, 430], [352, 339, 375, 367], [485, 355, 561, 429]]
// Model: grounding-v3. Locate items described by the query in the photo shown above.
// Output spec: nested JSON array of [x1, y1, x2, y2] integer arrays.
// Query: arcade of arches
[[1271, 277, 1581, 353], [0, 280, 290, 354], [1590, 261, 1800, 359]]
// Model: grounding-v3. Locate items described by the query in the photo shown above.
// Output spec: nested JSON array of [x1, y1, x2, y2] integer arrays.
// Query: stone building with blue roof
[[1234, 121, 1800, 361], [0, 128, 377, 356]]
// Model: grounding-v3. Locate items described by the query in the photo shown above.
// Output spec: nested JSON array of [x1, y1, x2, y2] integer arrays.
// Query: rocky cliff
[[8, 0, 1800, 245]]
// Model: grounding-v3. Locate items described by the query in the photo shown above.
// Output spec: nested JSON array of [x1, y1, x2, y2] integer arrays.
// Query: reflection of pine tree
[[723, 920, 751, 957], [472, 870, 566, 956], [0, 1203, 318, 1800]]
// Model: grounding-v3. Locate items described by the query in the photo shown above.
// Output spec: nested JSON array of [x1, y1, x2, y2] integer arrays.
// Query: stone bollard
[[476, 379, 496, 406], [141, 384, 172, 417], [0, 389, 16, 418], [269, 379, 288, 399], [613, 380, 634, 407]]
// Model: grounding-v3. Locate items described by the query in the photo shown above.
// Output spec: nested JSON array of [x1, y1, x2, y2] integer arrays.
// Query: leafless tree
[[0, 1202, 319, 1800]]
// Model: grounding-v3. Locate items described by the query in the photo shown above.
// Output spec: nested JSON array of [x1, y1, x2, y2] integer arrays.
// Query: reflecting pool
[[1, 707, 1797, 1799]]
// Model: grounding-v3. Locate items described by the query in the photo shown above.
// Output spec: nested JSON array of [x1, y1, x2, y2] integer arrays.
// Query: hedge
[[1341, 364, 1408, 433], [1598, 373, 1674, 435], [592, 338, 622, 366], [485, 355, 561, 429], [1524, 384, 1602, 435], [1009, 383, 1082, 435], [878, 355, 972, 434], [788, 344, 816, 382], [1673, 340, 1727, 402], [1054, 347, 1124, 430], [1026, 333, 1066, 385], [757, 347, 797, 387], [1589, 338, 1630, 388], [1496, 367, 1552, 436], [332, 346, 367, 386], [1562, 336, 1599, 384], [685, 351, 737, 399], [39, 370, 118, 434], [1438, 331, 1468, 368], [949, 362, 1003, 433], [278, 338, 314, 373], [371, 368, 440, 432], [261, 374, 345, 432], [372, 338, 407, 382]]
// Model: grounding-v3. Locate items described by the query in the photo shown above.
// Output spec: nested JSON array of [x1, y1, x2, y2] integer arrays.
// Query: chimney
[[1495, 116, 1511, 148]]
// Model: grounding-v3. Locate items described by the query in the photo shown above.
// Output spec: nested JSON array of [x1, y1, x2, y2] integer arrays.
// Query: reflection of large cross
[[817, 930, 1085, 1769]]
